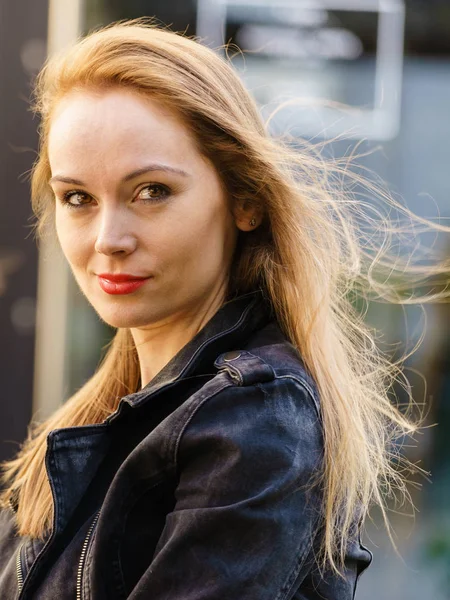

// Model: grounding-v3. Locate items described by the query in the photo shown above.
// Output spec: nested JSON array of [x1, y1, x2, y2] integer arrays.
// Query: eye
[[61, 190, 92, 208], [136, 184, 170, 203]]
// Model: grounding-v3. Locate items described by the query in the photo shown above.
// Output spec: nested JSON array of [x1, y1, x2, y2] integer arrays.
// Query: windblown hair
[[2, 19, 449, 573]]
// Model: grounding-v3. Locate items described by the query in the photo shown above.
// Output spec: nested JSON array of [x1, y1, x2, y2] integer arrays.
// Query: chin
[[91, 303, 150, 329], [100, 312, 154, 329]]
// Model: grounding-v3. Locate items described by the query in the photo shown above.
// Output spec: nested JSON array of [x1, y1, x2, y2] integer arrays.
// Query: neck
[[130, 283, 227, 388]]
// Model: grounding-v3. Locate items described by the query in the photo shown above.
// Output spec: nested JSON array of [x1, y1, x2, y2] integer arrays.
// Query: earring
[[249, 217, 257, 227]]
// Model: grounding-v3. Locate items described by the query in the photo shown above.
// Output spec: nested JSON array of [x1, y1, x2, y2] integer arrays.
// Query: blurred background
[[1, 0, 449, 597]]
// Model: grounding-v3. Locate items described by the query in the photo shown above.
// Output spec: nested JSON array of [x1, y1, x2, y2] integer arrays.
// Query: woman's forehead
[[47, 88, 200, 178]]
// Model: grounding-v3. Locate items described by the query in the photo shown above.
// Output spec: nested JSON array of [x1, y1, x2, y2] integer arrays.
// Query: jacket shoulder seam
[[171, 372, 321, 471], [274, 374, 321, 421]]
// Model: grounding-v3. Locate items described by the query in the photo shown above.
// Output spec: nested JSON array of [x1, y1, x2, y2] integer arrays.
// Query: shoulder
[[213, 319, 321, 419], [175, 320, 323, 475]]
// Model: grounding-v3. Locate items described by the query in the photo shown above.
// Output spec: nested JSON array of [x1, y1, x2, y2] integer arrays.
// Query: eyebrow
[[48, 163, 190, 186]]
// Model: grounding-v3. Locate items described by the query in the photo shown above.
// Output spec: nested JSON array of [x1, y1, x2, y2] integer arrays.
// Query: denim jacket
[[0, 289, 372, 599]]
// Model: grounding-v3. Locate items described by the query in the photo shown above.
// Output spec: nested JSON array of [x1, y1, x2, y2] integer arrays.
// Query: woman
[[0, 20, 444, 599]]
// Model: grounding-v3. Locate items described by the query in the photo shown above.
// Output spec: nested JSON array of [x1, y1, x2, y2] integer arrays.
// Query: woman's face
[[48, 88, 241, 329]]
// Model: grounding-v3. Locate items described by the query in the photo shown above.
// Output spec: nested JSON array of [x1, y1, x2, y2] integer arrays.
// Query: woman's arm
[[127, 376, 369, 599]]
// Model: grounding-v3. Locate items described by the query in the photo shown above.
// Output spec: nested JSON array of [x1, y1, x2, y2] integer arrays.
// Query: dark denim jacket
[[0, 289, 372, 599]]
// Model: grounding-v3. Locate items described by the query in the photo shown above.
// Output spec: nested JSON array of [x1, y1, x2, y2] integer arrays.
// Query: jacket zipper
[[16, 542, 25, 596], [76, 510, 100, 600], [14, 432, 62, 599]]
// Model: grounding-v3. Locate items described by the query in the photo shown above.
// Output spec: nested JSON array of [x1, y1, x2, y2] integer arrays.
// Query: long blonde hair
[[2, 19, 449, 573]]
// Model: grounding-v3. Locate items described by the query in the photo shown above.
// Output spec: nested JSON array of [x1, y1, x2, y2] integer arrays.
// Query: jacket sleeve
[[127, 376, 359, 600]]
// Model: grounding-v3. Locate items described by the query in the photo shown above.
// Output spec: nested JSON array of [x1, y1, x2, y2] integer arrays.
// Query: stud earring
[[249, 217, 257, 227]]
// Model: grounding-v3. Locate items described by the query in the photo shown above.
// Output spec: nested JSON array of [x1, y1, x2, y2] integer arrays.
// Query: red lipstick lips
[[97, 273, 150, 295]]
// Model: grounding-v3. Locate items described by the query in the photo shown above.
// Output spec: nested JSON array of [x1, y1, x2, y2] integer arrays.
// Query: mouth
[[97, 274, 151, 295]]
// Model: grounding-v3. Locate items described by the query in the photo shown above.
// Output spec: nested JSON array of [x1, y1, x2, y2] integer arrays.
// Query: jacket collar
[[124, 289, 273, 407]]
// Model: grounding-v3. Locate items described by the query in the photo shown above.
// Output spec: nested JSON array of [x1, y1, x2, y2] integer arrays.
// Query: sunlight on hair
[[1, 18, 449, 576]]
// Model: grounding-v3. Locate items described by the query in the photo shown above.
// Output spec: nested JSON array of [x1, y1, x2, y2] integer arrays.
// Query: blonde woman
[[0, 20, 446, 600]]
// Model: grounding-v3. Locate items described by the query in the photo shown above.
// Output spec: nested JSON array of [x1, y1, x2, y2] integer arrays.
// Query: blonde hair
[[2, 19, 449, 574]]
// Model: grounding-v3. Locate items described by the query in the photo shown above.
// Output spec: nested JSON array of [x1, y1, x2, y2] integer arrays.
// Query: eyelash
[[60, 184, 171, 209]]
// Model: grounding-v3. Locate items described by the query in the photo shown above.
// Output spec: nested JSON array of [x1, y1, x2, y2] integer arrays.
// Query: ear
[[233, 199, 263, 232]]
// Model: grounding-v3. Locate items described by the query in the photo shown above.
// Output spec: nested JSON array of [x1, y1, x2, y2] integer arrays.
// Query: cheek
[[176, 202, 236, 266], [55, 212, 89, 270]]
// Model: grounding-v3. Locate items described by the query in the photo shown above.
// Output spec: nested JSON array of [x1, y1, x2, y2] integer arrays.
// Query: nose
[[94, 208, 137, 256]]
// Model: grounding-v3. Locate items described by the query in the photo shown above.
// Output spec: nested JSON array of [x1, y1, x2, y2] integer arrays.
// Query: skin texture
[[48, 88, 258, 386]]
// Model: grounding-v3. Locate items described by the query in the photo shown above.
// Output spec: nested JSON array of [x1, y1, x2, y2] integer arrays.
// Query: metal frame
[[197, 0, 405, 140]]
